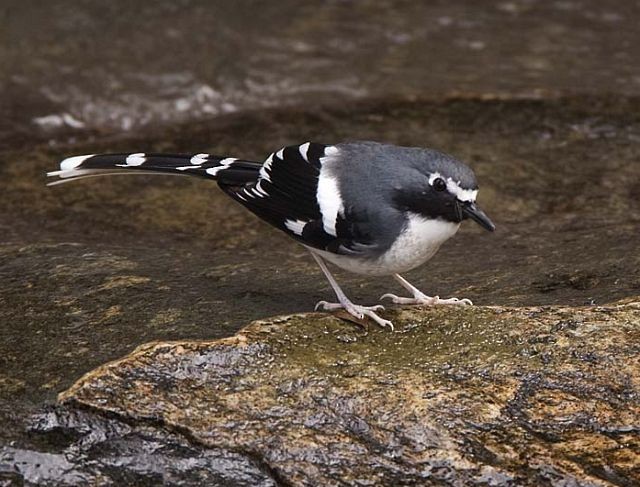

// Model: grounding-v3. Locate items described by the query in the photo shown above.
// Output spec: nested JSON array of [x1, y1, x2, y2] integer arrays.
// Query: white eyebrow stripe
[[449, 185, 478, 202], [428, 172, 478, 202]]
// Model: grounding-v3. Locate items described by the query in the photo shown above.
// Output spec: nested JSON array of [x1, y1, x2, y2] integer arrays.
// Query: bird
[[48, 141, 495, 330]]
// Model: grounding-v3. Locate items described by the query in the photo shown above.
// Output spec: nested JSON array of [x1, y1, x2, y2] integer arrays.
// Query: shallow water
[[2, 0, 640, 145]]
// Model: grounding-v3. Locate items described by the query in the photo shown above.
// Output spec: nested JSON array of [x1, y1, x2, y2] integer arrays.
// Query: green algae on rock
[[60, 302, 640, 486]]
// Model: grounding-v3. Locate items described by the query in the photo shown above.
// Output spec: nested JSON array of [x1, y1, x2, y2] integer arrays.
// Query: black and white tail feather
[[47, 152, 262, 187], [46, 143, 360, 254]]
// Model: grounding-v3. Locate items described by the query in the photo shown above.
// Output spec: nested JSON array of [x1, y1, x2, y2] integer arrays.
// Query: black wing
[[218, 142, 377, 256]]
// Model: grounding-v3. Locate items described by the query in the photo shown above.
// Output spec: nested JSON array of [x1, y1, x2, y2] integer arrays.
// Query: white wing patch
[[255, 181, 269, 196], [259, 154, 273, 182], [284, 219, 308, 236], [298, 142, 310, 162], [428, 172, 478, 202], [317, 146, 343, 237], [246, 181, 268, 198]]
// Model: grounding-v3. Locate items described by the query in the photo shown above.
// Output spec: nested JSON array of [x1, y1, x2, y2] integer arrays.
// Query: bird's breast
[[377, 215, 459, 274], [313, 215, 460, 276]]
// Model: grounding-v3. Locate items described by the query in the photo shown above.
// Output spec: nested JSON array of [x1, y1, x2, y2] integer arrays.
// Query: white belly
[[312, 216, 460, 276]]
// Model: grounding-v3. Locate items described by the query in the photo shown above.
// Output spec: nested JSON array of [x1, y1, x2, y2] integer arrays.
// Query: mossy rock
[[60, 301, 640, 485]]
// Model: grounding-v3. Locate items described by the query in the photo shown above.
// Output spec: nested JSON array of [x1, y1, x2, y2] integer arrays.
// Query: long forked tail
[[47, 152, 262, 186]]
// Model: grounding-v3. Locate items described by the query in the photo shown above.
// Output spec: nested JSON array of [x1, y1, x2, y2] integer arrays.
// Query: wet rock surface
[[3, 406, 278, 486], [5, 0, 640, 144], [1, 95, 640, 484], [19, 300, 640, 485]]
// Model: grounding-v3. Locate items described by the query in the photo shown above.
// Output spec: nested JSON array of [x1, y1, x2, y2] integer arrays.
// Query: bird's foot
[[315, 300, 394, 330], [380, 292, 472, 306]]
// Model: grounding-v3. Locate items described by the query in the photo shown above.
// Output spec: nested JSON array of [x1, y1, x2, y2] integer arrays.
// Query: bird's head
[[393, 149, 495, 232]]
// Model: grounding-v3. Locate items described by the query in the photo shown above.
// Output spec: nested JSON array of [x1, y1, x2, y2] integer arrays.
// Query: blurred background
[[1, 1, 640, 484], [3, 0, 640, 147]]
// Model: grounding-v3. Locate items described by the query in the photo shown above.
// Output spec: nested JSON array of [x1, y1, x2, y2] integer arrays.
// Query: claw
[[434, 297, 473, 306], [380, 293, 472, 307], [309, 252, 394, 330], [366, 312, 394, 331], [315, 300, 393, 330]]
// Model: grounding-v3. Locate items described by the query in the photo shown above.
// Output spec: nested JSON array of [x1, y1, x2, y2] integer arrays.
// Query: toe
[[360, 309, 394, 331], [434, 297, 474, 306], [381, 294, 418, 305], [345, 305, 365, 320], [375, 317, 395, 331]]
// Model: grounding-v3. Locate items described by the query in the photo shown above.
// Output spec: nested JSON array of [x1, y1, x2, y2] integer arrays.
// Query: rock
[[3, 94, 640, 483], [2, 406, 278, 486], [58, 301, 640, 486]]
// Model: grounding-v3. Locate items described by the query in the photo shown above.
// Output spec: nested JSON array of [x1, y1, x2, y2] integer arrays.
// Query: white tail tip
[[60, 154, 95, 171]]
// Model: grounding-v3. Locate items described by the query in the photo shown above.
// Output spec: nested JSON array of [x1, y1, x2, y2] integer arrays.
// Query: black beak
[[461, 202, 495, 232]]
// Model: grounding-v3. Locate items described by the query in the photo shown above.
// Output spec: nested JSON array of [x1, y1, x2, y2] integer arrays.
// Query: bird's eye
[[433, 178, 446, 192]]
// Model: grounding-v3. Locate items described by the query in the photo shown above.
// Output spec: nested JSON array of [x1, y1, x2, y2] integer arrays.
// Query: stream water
[[2, 0, 640, 147]]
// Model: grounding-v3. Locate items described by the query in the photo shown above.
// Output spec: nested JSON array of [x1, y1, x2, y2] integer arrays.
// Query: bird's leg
[[310, 252, 394, 330], [381, 274, 472, 306]]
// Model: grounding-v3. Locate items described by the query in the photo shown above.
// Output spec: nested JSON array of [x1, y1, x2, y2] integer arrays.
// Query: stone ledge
[[59, 302, 640, 485]]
